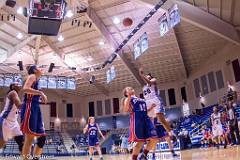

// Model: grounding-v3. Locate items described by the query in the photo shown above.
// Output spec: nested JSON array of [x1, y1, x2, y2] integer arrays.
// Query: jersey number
[[90, 130, 96, 136], [144, 88, 151, 96], [140, 103, 147, 111]]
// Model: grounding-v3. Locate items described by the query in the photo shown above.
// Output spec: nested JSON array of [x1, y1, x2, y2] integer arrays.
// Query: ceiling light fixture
[[99, 40, 105, 46], [87, 56, 93, 62], [66, 10, 74, 18], [17, 7, 23, 15], [58, 35, 64, 42], [113, 17, 120, 25], [16, 33, 23, 39]]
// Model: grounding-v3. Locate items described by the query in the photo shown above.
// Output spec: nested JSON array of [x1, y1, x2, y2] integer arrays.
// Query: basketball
[[123, 17, 133, 27]]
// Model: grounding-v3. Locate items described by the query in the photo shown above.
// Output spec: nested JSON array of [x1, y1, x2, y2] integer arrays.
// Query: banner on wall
[[39, 76, 48, 89], [57, 77, 67, 89], [4, 74, 14, 87], [159, 13, 170, 37], [48, 76, 57, 89], [107, 66, 116, 84], [133, 32, 149, 60], [159, 4, 180, 37], [67, 77, 76, 90], [168, 4, 181, 28], [0, 75, 4, 87]]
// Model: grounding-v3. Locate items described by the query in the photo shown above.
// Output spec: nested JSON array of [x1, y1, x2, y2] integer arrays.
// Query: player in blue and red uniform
[[83, 117, 105, 160], [21, 65, 48, 160], [122, 87, 158, 160]]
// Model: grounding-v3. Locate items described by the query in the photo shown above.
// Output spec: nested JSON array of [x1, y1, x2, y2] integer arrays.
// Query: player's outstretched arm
[[9, 91, 22, 109], [139, 68, 156, 85]]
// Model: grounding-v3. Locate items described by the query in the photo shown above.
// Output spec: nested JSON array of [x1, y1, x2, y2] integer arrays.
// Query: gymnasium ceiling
[[0, 0, 239, 96]]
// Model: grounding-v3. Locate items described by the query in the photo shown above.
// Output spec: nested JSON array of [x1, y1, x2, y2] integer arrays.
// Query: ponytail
[[8, 83, 15, 94]]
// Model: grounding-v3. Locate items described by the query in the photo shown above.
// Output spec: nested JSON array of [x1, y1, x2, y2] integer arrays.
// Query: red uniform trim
[[128, 112, 145, 143], [21, 95, 46, 137]]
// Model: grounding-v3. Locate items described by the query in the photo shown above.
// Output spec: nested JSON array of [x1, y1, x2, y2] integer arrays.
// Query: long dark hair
[[147, 73, 154, 79], [26, 65, 37, 75], [8, 83, 17, 94]]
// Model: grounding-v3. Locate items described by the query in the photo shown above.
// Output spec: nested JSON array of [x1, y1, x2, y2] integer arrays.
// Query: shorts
[[212, 125, 223, 137], [88, 136, 99, 147], [129, 112, 157, 142], [21, 98, 45, 136], [154, 118, 168, 139], [0, 117, 22, 142], [146, 97, 165, 117]]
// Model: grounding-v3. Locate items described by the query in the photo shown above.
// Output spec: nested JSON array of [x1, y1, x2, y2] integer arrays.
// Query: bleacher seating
[[0, 130, 68, 156], [189, 103, 240, 146]]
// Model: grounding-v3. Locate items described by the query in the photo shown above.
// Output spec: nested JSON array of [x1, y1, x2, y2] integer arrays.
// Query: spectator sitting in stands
[[71, 143, 77, 157], [110, 144, 117, 154], [120, 135, 128, 154], [201, 127, 212, 148], [56, 144, 61, 155], [48, 137, 53, 145]]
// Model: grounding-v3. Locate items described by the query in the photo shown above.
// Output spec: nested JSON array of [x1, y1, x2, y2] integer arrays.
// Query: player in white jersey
[[211, 106, 226, 149], [139, 69, 173, 136], [0, 83, 24, 152]]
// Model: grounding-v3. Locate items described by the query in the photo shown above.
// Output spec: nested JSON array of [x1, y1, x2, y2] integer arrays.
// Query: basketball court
[[33, 147, 240, 160], [1, 147, 239, 160]]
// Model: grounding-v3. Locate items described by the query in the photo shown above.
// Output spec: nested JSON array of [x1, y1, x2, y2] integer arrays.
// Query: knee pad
[[14, 135, 24, 152], [37, 136, 46, 148]]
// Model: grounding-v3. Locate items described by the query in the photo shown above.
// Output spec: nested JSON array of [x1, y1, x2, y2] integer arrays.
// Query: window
[[181, 87, 187, 102], [232, 59, 240, 82], [139, 93, 144, 99], [97, 101, 103, 116], [168, 88, 176, 105], [200, 75, 209, 95], [66, 103, 73, 117], [50, 102, 56, 117], [113, 98, 120, 114], [89, 102, 95, 117], [216, 70, 224, 89], [207, 72, 217, 92], [105, 99, 111, 115], [193, 79, 201, 98], [159, 90, 166, 105]]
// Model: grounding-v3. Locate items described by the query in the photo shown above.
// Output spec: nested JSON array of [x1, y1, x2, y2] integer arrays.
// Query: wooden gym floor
[[0, 146, 239, 160]]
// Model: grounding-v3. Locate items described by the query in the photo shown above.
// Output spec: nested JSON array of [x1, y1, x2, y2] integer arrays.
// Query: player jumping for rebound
[[0, 83, 24, 153], [21, 65, 48, 160], [211, 106, 226, 149], [139, 69, 177, 154], [122, 87, 158, 160], [83, 117, 105, 160]]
